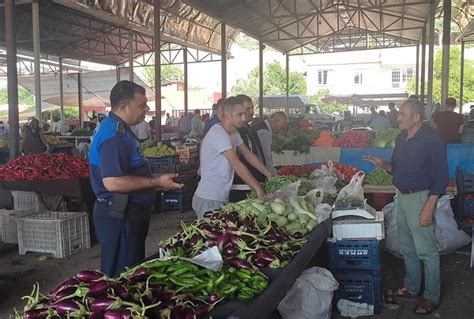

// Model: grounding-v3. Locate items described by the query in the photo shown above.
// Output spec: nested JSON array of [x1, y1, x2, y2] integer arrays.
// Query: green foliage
[[308, 89, 348, 114], [42, 107, 79, 121], [407, 46, 474, 104], [234, 33, 259, 50], [0, 86, 35, 106], [142, 63, 184, 87], [230, 60, 307, 103]]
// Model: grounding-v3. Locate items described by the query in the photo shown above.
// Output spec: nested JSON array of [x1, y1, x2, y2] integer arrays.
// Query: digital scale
[[331, 204, 385, 240]]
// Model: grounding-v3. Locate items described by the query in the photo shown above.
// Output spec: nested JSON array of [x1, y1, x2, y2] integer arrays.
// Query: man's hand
[[155, 174, 184, 190], [419, 199, 436, 227], [363, 155, 384, 167], [256, 187, 267, 199]]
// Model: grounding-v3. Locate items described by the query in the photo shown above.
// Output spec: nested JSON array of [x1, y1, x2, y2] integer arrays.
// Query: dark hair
[[408, 94, 419, 100], [445, 97, 456, 108], [379, 110, 386, 116], [402, 98, 425, 120], [194, 109, 201, 115], [222, 96, 244, 113], [110, 80, 146, 109], [235, 94, 253, 104]]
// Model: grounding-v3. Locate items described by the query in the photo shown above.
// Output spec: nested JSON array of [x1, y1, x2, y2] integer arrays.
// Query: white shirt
[[131, 121, 150, 140], [195, 124, 243, 201], [256, 119, 276, 176]]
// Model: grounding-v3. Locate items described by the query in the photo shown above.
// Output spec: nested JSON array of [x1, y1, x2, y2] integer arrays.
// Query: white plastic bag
[[334, 171, 366, 209], [265, 180, 301, 201], [310, 161, 338, 194], [278, 267, 339, 319]]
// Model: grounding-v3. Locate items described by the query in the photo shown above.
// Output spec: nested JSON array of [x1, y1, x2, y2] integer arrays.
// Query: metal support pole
[[415, 43, 420, 96], [116, 65, 120, 82], [421, 27, 426, 103], [59, 58, 64, 133], [154, 0, 162, 140], [32, 0, 41, 121], [221, 23, 227, 100], [427, 2, 436, 118], [183, 47, 188, 114], [441, 0, 452, 108], [78, 72, 83, 126], [129, 31, 134, 81], [259, 41, 264, 119], [285, 54, 290, 115], [5, 0, 19, 160], [460, 41, 465, 113]]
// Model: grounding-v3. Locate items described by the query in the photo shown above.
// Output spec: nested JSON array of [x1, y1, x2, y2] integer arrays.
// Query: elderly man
[[193, 96, 272, 218], [253, 112, 288, 176], [365, 98, 448, 315]]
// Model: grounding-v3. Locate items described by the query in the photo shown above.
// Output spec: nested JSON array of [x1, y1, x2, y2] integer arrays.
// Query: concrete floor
[[1, 211, 473, 318]]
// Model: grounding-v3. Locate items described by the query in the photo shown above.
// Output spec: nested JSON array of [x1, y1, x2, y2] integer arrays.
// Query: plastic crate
[[147, 156, 179, 170], [462, 128, 474, 144], [458, 197, 474, 217], [456, 166, 474, 194], [11, 191, 44, 212], [160, 190, 193, 213], [0, 209, 35, 244], [329, 239, 381, 270], [17, 211, 90, 258], [333, 269, 381, 314]]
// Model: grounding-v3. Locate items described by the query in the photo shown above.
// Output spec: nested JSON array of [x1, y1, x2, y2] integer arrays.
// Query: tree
[[142, 63, 184, 87], [42, 107, 79, 121], [407, 45, 474, 104], [308, 89, 348, 114], [230, 60, 307, 103], [0, 86, 35, 106]]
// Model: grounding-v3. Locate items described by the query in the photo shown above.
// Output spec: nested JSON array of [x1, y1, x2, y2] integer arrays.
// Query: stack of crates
[[329, 238, 382, 314], [0, 191, 45, 244], [159, 169, 198, 213], [455, 166, 474, 269]]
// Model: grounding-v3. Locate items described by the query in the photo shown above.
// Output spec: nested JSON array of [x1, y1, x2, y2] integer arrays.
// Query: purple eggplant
[[110, 283, 129, 300], [194, 303, 211, 315], [23, 309, 48, 319], [227, 257, 254, 270], [87, 280, 109, 298], [202, 211, 214, 218], [189, 234, 199, 246], [292, 232, 303, 239], [264, 235, 278, 245], [90, 297, 116, 312], [89, 312, 105, 319], [207, 293, 222, 304], [52, 286, 77, 300], [216, 235, 229, 252], [162, 299, 177, 309], [49, 277, 79, 297], [76, 270, 104, 283], [128, 267, 150, 284], [223, 244, 239, 257], [52, 300, 83, 316], [254, 259, 268, 268], [104, 309, 132, 319], [257, 249, 277, 263]]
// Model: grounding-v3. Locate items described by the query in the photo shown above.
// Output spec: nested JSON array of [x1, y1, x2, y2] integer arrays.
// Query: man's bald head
[[269, 111, 288, 134]]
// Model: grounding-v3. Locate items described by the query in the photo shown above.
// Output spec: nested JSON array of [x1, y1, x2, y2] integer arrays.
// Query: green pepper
[[150, 272, 167, 279], [236, 269, 252, 281], [237, 290, 254, 301], [169, 266, 194, 276], [143, 259, 173, 269], [188, 282, 208, 294], [227, 267, 237, 274], [217, 284, 238, 297], [206, 280, 215, 294], [169, 276, 200, 288], [214, 273, 226, 287]]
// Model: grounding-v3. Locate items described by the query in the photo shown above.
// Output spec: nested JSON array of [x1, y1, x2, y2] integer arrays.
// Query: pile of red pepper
[[0, 153, 89, 181], [276, 165, 318, 177], [332, 162, 359, 183]]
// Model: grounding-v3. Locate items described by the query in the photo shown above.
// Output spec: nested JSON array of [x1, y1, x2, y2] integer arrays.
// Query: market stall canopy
[[322, 93, 409, 107], [454, 1, 474, 42], [184, 0, 434, 54], [0, 0, 238, 66], [17, 69, 155, 108]]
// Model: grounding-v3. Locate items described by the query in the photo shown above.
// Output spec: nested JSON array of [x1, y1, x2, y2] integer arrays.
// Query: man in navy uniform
[[89, 80, 182, 277]]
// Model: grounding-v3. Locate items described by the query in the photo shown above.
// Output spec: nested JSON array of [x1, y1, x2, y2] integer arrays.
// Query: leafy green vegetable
[[372, 129, 400, 148]]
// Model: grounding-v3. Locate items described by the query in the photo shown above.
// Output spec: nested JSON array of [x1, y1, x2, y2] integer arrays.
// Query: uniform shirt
[[253, 119, 276, 176], [195, 124, 243, 201], [89, 112, 155, 206], [433, 111, 464, 143], [391, 125, 448, 196]]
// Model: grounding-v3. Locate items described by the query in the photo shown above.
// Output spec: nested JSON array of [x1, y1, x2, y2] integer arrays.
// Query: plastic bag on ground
[[337, 299, 374, 318], [334, 171, 366, 210], [278, 266, 338, 319], [310, 161, 338, 194], [382, 195, 470, 257]]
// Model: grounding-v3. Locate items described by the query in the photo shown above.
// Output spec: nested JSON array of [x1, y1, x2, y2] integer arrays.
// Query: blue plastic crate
[[456, 166, 474, 194], [160, 190, 193, 213], [329, 240, 381, 270], [333, 269, 381, 314], [147, 156, 178, 171]]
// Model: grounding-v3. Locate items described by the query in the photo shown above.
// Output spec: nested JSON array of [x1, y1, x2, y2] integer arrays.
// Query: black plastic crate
[[333, 269, 381, 314], [456, 166, 474, 194], [147, 156, 179, 172], [329, 239, 381, 270], [159, 189, 194, 213]]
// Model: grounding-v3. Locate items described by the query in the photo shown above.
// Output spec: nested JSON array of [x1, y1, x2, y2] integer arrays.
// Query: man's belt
[[398, 189, 427, 195]]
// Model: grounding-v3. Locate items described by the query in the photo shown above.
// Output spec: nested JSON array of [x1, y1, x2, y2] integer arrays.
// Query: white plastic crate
[[11, 191, 44, 212], [0, 209, 35, 244], [332, 211, 385, 241], [17, 211, 90, 258]]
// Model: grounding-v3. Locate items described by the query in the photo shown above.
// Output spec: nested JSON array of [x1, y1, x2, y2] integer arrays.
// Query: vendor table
[[363, 184, 458, 196], [49, 144, 76, 155], [0, 177, 95, 212], [57, 135, 91, 147], [209, 218, 332, 319]]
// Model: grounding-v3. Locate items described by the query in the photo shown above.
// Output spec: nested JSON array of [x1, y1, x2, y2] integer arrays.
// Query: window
[[392, 69, 400, 88], [354, 72, 363, 85], [317, 70, 328, 85], [403, 68, 414, 82]]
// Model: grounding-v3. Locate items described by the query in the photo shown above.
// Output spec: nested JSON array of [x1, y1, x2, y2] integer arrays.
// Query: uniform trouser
[[396, 190, 440, 304], [93, 200, 152, 278]]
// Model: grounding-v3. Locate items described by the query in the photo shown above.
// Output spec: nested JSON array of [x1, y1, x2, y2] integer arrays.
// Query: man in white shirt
[[253, 112, 288, 176], [131, 120, 151, 142], [192, 96, 272, 218]]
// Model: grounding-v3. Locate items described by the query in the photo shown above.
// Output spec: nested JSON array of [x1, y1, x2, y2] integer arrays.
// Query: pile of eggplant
[[161, 206, 309, 270], [16, 257, 268, 319]]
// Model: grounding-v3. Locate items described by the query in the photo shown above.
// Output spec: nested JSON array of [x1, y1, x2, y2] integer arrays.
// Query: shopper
[[190, 109, 203, 138], [365, 98, 448, 315], [131, 119, 151, 143], [178, 112, 192, 138], [387, 103, 399, 128], [203, 99, 223, 136], [433, 97, 465, 143], [230, 94, 267, 202], [192, 96, 271, 218], [89, 80, 183, 277], [253, 111, 288, 176], [370, 110, 391, 130], [21, 118, 48, 155]]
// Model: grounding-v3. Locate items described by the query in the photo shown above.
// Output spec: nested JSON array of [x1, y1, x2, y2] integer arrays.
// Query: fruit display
[[143, 142, 177, 157], [333, 131, 370, 148], [0, 136, 8, 148], [271, 129, 319, 154], [276, 165, 318, 178], [372, 128, 400, 148], [312, 131, 334, 147], [44, 135, 62, 145]]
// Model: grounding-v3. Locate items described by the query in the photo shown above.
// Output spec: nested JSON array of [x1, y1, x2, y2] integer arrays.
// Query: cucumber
[[287, 213, 298, 222]]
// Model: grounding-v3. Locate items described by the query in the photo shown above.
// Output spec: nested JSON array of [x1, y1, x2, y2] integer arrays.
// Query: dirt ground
[[1, 211, 473, 318]]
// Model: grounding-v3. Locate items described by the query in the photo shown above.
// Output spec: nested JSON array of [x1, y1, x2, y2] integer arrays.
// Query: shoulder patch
[[116, 122, 125, 135]]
